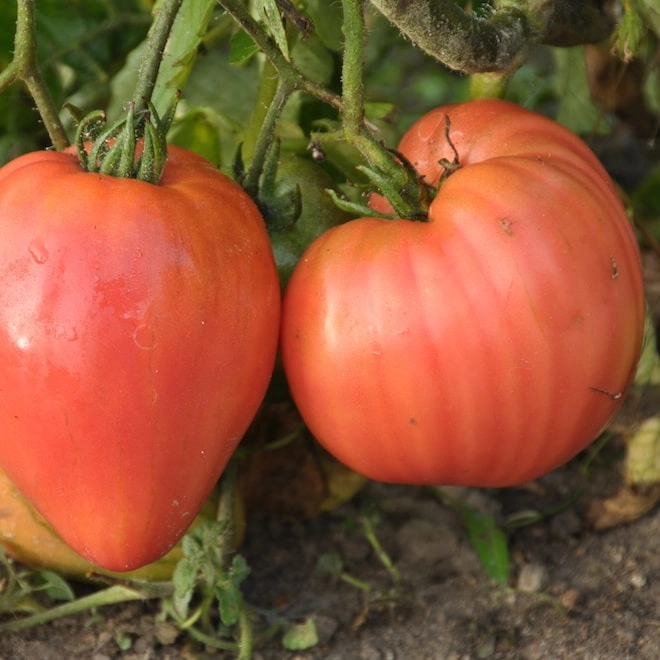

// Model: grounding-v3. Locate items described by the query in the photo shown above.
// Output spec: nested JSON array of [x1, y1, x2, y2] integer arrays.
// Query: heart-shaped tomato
[[0, 145, 280, 571]]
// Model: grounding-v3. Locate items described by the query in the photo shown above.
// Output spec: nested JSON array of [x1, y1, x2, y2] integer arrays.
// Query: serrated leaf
[[229, 554, 251, 585], [461, 507, 510, 585], [181, 531, 203, 559], [171, 557, 198, 618], [217, 581, 242, 627], [282, 617, 319, 651], [612, 8, 646, 61]]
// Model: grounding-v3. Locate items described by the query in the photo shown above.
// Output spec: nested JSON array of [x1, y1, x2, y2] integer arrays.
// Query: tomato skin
[[281, 99, 645, 487], [0, 145, 280, 571]]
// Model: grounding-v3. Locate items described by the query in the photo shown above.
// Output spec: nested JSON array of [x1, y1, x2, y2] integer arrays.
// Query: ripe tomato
[[281, 99, 645, 487], [0, 145, 280, 570]]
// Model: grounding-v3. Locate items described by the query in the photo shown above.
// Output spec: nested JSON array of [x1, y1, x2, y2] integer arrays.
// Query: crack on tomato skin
[[589, 386, 623, 400]]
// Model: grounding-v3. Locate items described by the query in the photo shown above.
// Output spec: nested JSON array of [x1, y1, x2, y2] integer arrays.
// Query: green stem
[[0, 584, 170, 633], [339, 0, 427, 218], [242, 77, 293, 197], [0, 0, 68, 150], [217, 0, 341, 111], [340, 0, 366, 137], [132, 0, 184, 111], [237, 606, 254, 660], [242, 58, 280, 164], [73, 0, 185, 181], [360, 515, 402, 585]]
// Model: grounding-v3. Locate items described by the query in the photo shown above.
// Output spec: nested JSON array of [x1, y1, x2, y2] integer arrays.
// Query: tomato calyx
[[329, 150, 434, 222], [72, 95, 178, 185]]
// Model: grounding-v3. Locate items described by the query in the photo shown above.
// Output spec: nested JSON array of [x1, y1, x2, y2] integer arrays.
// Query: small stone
[[630, 572, 647, 589], [558, 588, 580, 610], [516, 563, 548, 593]]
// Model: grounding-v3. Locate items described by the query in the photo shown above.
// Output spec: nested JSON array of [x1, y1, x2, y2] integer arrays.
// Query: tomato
[[280, 99, 645, 487], [0, 145, 280, 571], [0, 464, 217, 581]]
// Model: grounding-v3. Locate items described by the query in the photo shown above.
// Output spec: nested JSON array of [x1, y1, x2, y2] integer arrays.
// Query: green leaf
[[38, 571, 75, 602], [168, 109, 222, 164], [172, 557, 198, 619], [282, 617, 319, 651], [106, 0, 216, 121], [553, 47, 605, 134], [229, 554, 251, 585], [317, 552, 344, 577], [305, 0, 344, 51], [461, 507, 510, 585], [217, 581, 242, 627], [229, 29, 260, 64], [260, 0, 290, 60], [634, 303, 659, 386], [0, 3, 17, 69], [291, 33, 335, 86]]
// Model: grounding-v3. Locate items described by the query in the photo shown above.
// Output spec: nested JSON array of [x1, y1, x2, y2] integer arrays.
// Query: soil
[[2, 136, 660, 660], [2, 437, 660, 660]]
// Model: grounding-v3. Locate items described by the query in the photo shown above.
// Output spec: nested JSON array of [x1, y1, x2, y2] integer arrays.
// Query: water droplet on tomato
[[133, 324, 157, 350], [28, 240, 48, 264]]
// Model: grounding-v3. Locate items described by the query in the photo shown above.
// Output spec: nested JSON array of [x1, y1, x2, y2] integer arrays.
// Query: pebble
[[516, 563, 549, 593]]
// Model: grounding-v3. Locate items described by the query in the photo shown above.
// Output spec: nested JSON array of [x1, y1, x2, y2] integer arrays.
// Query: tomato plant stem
[[340, 0, 366, 137], [0, 584, 171, 633], [359, 514, 402, 585], [0, 0, 68, 150], [242, 77, 293, 197], [242, 59, 280, 165], [217, 0, 341, 111], [339, 0, 429, 219], [131, 0, 184, 113]]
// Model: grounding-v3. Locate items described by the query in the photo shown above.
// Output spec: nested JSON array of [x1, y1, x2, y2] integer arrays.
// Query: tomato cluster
[[0, 99, 645, 571]]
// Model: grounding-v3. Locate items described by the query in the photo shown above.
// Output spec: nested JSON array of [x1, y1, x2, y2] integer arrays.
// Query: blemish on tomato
[[610, 255, 619, 280], [499, 218, 515, 236], [28, 240, 48, 264]]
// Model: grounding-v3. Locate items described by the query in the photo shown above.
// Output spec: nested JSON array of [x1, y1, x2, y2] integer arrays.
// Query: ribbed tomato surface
[[281, 99, 645, 487]]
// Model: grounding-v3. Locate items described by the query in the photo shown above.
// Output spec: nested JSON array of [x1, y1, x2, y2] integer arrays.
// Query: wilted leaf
[[625, 416, 660, 485], [282, 617, 319, 651], [588, 484, 660, 530]]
